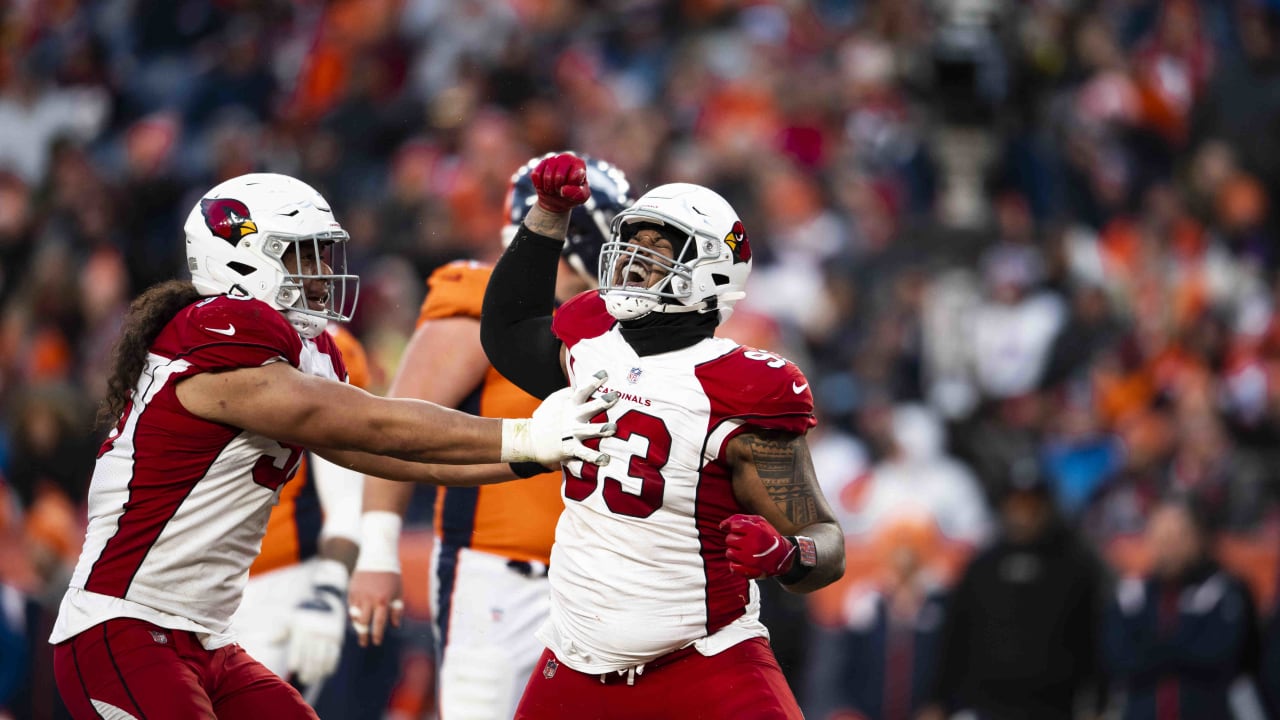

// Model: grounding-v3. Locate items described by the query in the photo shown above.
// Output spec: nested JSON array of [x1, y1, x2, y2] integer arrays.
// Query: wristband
[[354, 511, 402, 574], [311, 558, 350, 595], [778, 536, 817, 586], [500, 418, 536, 463]]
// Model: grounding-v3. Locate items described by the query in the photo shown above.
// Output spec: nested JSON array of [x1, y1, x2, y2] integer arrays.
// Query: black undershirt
[[480, 226, 565, 399], [619, 309, 716, 356]]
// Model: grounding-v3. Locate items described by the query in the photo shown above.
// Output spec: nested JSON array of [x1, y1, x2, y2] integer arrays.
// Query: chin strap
[[287, 310, 327, 339]]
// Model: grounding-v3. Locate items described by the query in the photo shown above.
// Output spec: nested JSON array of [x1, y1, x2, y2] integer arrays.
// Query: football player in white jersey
[[48, 172, 618, 720], [481, 153, 846, 720]]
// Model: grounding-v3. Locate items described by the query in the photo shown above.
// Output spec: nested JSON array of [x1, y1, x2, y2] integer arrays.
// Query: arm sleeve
[[480, 224, 568, 399]]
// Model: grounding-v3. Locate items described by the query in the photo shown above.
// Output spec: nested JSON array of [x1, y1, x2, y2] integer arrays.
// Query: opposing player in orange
[[347, 154, 633, 720], [229, 323, 371, 699]]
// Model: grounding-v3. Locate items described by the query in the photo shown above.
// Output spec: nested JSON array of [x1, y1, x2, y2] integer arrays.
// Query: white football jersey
[[51, 295, 348, 650], [540, 292, 815, 673]]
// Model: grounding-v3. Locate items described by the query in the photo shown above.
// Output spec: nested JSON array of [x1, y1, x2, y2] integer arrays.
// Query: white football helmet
[[183, 173, 358, 339], [598, 183, 751, 323]]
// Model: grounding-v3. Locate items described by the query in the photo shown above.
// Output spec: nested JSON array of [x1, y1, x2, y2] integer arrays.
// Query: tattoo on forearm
[[522, 206, 571, 238], [746, 435, 818, 526]]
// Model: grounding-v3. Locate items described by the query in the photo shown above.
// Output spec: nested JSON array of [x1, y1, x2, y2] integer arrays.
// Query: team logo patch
[[543, 658, 559, 679], [201, 197, 259, 244], [723, 220, 751, 263], [149, 631, 168, 645], [627, 366, 642, 384]]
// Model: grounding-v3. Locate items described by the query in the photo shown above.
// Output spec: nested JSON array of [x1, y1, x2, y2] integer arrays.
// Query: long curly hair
[[97, 280, 204, 429]]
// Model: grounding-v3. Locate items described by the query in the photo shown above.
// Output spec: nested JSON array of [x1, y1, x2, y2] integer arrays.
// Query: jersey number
[[252, 443, 304, 491], [564, 409, 671, 518]]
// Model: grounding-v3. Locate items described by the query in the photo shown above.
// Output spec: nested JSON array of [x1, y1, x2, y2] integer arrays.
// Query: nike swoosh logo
[[752, 537, 780, 558], [792, 382, 808, 394], [207, 324, 236, 336]]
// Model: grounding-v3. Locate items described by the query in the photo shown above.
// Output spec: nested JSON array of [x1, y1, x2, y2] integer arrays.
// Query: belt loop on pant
[[506, 559, 550, 578], [596, 645, 698, 685]]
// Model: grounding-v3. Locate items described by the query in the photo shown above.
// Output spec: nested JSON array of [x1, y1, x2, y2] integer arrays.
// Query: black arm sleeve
[[480, 224, 568, 399]]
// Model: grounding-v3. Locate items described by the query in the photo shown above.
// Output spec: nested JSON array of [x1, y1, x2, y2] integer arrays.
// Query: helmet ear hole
[[712, 273, 729, 286], [228, 261, 256, 276]]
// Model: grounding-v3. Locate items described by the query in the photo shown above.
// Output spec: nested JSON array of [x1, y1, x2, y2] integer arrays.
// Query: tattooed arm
[[725, 429, 845, 593]]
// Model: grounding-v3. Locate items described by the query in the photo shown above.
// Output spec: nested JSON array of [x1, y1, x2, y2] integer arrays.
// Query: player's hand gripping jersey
[[52, 295, 350, 648], [541, 292, 816, 673]]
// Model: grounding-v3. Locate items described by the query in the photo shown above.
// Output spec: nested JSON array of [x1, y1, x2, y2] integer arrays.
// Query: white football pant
[[431, 544, 550, 720]]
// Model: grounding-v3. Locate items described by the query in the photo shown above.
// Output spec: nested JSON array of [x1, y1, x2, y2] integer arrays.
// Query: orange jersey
[[250, 324, 371, 576], [420, 260, 563, 565]]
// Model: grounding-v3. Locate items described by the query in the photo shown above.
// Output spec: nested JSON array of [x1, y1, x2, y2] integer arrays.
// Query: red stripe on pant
[[514, 636, 803, 720], [53, 618, 318, 720]]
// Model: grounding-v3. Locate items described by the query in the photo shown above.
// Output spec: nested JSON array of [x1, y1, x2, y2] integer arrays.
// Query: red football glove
[[720, 514, 796, 579], [530, 152, 590, 213]]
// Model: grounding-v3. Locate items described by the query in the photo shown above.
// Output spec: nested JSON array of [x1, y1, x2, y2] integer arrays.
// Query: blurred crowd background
[[4, 0, 1280, 718]]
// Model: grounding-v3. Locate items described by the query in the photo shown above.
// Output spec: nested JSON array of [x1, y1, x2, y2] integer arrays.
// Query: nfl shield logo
[[149, 631, 168, 645], [543, 659, 559, 679], [627, 367, 642, 384]]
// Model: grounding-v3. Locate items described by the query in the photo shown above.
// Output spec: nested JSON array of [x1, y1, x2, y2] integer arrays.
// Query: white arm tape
[[311, 452, 363, 545], [354, 511, 402, 574], [500, 418, 535, 463]]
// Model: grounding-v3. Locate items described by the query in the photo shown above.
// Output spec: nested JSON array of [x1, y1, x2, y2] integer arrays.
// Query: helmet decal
[[724, 220, 751, 263], [201, 198, 258, 244]]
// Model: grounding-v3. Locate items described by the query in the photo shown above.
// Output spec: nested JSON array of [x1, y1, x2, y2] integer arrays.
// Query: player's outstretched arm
[[175, 361, 616, 467], [723, 430, 845, 593]]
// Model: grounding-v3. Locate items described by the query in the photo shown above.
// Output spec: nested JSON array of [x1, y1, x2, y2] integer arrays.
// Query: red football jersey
[[52, 295, 348, 648]]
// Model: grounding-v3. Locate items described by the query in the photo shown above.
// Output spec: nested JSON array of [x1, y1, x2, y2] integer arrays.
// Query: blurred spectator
[[0, 60, 109, 185], [1040, 389, 1124, 518], [920, 459, 1107, 720], [5, 386, 94, 509], [1131, 0, 1214, 151], [1102, 496, 1262, 720], [804, 517, 947, 720], [968, 244, 1067, 400], [1262, 583, 1280, 718], [115, 113, 187, 295], [183, 20, 278, 133], [842, 403, 991, 554]]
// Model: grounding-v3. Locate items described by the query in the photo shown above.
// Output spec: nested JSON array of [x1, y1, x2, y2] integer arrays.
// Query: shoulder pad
[[159, 295, 303, 371], [695, 346, 816, 434], [552, 290, 615, 349], [418, 260, 492, 324]]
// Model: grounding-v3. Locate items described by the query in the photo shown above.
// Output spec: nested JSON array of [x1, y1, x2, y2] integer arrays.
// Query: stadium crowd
[[2, 0, 1280, 718]]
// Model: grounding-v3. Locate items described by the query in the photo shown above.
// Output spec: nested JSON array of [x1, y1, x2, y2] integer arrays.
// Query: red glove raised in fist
[[531, 152, 590, 213], [720, 514, 796, 579]]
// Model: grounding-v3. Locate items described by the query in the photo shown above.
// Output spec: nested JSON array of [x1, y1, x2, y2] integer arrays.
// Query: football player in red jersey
[[48, 173, 617, 720], [481, 153, 846, 720]]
